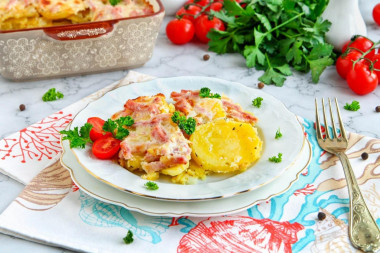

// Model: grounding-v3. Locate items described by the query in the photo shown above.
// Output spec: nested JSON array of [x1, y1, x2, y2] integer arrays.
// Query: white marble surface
[[0, 16, 380, 252]]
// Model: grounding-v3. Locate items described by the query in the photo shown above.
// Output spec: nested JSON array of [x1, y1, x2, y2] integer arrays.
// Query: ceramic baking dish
[[0, 0, 164, 81]]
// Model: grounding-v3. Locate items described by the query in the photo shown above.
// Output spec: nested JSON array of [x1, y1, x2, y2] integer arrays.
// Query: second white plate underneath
[[61, 138, 312, 217]]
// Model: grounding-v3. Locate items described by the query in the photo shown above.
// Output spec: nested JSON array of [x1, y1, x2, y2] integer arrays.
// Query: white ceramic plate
[[68, 77, 305, 201], [61, 138, 312, 217]]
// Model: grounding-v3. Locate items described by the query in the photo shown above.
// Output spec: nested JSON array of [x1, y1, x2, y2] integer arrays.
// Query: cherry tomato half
[[92, 137, 121, 160], [87, 117, 112, 142], [166, 18, 195, 45], [373, 3, 380, 26], [346, 60, 378, 95], [336, 51, 362, 79], [176, 5, 202, 23], [195, 15, 225, 43]]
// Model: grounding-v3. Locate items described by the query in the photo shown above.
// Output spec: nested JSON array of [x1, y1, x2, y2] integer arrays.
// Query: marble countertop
[[0, 16, 380, 252]]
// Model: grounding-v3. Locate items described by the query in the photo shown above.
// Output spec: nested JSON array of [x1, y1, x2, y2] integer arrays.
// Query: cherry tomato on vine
[[336, 51, 362, 79], [92, 137, 121, 159], [373, 3, 380, 26], [176, 5, 202, 23], [195, 15, 225, 43], [166, 18, 195, 45], [186, 0, 210, 7], [342, 36, 374, 58], [369, 53, 380, 83], [346, 60, 378, 95], [206, 2, 223, 12], [87, 117, 112, 141]]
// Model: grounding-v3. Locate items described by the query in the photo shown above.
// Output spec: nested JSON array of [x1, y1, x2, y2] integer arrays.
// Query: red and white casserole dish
[[0, 0, 164, 81]]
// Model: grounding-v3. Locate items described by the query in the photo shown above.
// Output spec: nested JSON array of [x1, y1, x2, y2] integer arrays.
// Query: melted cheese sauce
[[0, 0, 154, 30]]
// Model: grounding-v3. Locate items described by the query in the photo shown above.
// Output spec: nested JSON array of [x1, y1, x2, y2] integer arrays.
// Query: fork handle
[[337, 152, 380, 252]]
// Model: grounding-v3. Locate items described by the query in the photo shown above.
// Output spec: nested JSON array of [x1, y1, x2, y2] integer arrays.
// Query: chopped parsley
[[269, 153, 282, 163], [145, 181, 159, 190], [252, 97, 263, 108], [109, 0, 122, 6], [42, 88, 64, 102], [60, 123, 93, 149], [171, 111, 196, 135], [344, 100, 360, 111], [275, 129, 282, 139], [123, 230, 134, 244], [103, 116, 134, 140], [199, 87, 221, 99]]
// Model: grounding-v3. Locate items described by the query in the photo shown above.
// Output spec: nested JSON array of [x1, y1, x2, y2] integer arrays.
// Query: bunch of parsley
[[208, 0, 335, 86]]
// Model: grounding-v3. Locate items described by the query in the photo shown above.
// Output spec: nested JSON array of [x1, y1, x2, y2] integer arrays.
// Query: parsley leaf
[[60, 123, 93, 149], [123, 230, 134, 244], [171, 111, 196, 135], [269, 153, 282, 163], [109, 0, 122, 6], [103, 116, 134, 140], [344, 101, 360, 111], [42, 88, 64, 102], [252, 97, 263, 108], [145, 181, 159, 190], [199, 87, 221, 99], [275, 129, 282, 139]]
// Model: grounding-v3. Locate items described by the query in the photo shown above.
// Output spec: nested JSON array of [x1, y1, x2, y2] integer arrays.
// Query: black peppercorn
[[203, 54, 210, 61], [318, 212, 326, 221], [361, 152, 369, 160], [376, 106, 380, 112], [19, 104, 26, 111], [258, 82, 265, 89]]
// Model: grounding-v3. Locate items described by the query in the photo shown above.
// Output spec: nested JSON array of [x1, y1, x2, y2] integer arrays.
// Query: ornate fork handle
[[337, 152, 380, 252]]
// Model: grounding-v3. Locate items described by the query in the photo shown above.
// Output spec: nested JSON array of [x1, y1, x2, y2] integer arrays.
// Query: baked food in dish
[[0, 0, 154, 30], [113, 90, 262, 184]]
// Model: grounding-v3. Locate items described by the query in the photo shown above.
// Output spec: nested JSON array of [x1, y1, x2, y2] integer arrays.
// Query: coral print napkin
[[0, 71, 379, 252]]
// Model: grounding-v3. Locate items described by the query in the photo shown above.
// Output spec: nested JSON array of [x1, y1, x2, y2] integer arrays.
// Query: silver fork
[[315, 98, 380, 252]]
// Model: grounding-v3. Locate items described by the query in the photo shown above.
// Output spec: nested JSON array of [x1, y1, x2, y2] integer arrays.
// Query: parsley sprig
[[109, 0, 122, 6], [171, 111, 196, 135], [208, 0, 334, 86], [252, 97, 263, 108], [275, 129, 282, 139], [344, 101, 360, 111], [199, 87, 221, 99], [123, 230, 134, 244], [60, 123, 93, 149], [103, 116, 134, 140], [269, 153, 282, 163], [42, 88, 64, 102], [145, 181, 159, 190]]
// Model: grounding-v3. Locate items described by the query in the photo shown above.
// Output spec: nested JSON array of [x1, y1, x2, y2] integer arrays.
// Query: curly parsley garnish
[[109, 0, 122, 6], [199, 87, 221, 99], [60, 123, 93, 149], [123, 230, 134, 244], [252, 97, 263, 108], [42, 88, 64, 102], [145, 181, 159, 191], [344, 100, 360, 111], [171, 111, 196, 135], [275, 129, 282, 139], [269, 153, 282, 163], [103, 116, 134, 140]]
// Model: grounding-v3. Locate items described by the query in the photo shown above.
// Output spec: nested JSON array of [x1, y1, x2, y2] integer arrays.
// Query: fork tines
[[315, 98, 348, 141]]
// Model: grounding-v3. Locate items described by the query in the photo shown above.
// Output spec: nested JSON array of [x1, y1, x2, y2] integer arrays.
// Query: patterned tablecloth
[[0, 72, 378, 252]]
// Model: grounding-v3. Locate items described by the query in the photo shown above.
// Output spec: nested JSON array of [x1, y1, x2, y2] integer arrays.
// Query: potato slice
[[161, 163, 189, 176], [190, 119, 262, 173]]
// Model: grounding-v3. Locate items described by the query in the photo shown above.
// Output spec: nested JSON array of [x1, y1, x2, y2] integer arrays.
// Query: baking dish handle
[[43, 21, 115, 41]]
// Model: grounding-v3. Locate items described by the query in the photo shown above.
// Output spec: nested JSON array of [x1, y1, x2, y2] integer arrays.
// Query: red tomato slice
[[92, 137, 121, 160], [87, 117, 112, 141]]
